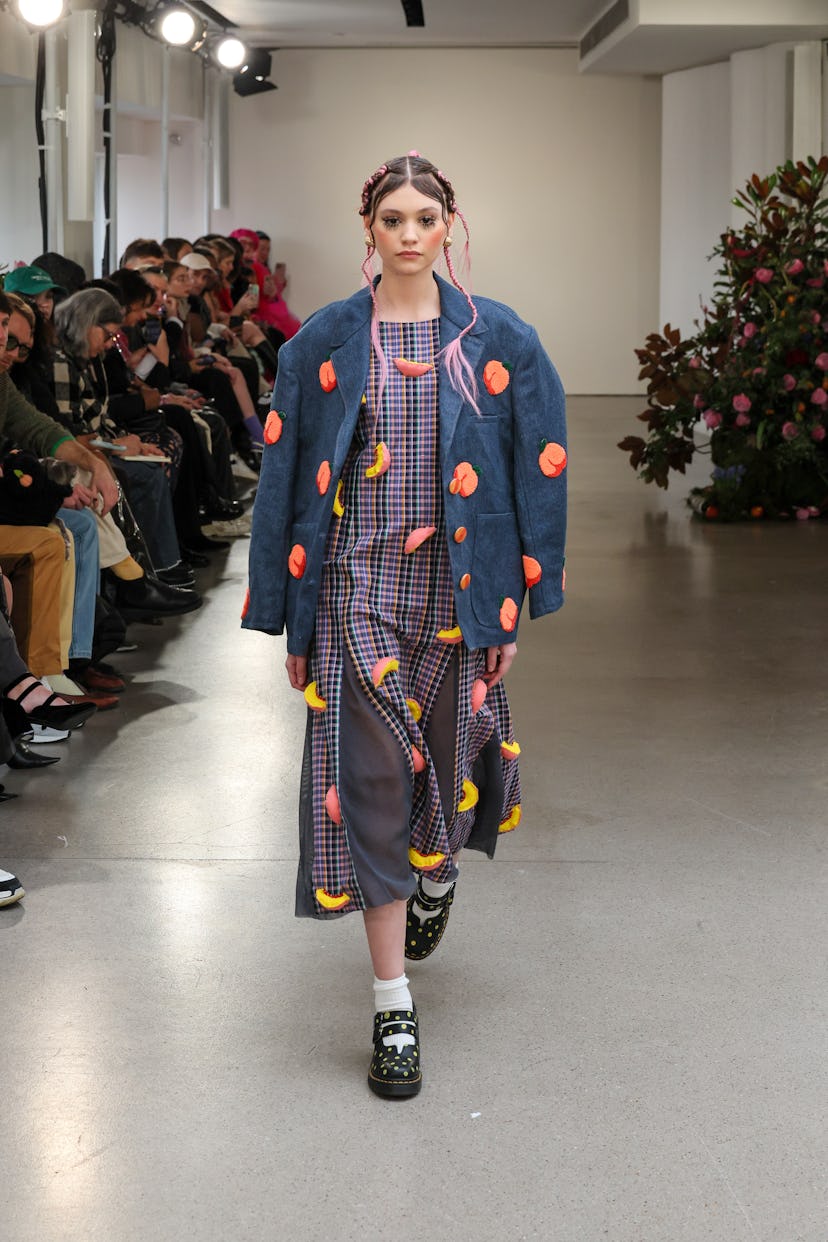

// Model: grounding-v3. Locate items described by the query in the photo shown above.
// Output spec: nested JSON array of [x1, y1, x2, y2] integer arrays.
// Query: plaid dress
[[297, 319, 520, 919]]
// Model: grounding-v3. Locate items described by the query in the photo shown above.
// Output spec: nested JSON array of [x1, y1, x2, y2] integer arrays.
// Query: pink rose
[[795, 508, 811, 521], [693, 394, 706, 409], [815, 353, 828, 371], [755, 268, 774, 284], [811, 425, 826, 442], [811, 311, 821, 324], [732, 394, 752, 413], [688, 355, 701, 369], [810, 387, 827, 406], [782, 422, 800, 440], [703, 410, 722, 430], [743, 322, 757, 339], [752, 367, 765, 377], [807, 278, 824, 289], [782, 374, 796, 391], [734, 412, 751, 428], [786, 259, 804, 276]]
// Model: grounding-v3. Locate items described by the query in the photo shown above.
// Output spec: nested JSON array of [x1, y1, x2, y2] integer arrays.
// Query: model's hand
[[483, 642, 517, 689], [286, 654, 308, 690]]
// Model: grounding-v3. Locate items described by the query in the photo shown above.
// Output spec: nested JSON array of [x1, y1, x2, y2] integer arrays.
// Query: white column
[[66, 7, 96, 220], [791, 42, 823, 162]]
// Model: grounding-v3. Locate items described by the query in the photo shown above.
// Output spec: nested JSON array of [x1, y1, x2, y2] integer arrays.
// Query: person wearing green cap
[[4, 265, 64, 324]]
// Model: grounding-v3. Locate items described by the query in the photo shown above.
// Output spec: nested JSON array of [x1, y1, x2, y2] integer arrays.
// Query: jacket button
[[453, 526, 467, 543]]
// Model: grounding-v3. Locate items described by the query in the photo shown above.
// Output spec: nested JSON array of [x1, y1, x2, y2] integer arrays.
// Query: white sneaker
[[28, 724, 71, 744], [0, 869, 24, 907]]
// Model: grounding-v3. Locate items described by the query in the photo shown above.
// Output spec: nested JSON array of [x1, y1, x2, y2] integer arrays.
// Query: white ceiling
[[209, 0, 828, 75], [212, 0, 611, 49]]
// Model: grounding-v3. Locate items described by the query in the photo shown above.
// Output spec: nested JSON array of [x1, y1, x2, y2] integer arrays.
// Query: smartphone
[[247, 283, 259, 301], [196, 354, 215, 366]]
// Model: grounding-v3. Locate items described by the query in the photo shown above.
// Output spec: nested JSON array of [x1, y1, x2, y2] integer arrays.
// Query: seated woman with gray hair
[[49, 288, 199, 595]]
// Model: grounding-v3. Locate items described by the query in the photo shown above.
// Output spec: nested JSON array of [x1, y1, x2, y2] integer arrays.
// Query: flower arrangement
[[619, 156, 828, 519]]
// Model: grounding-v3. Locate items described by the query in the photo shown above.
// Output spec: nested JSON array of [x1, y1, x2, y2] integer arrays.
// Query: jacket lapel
[[436, 275, 487, 454], [329, 288, 372, 468]]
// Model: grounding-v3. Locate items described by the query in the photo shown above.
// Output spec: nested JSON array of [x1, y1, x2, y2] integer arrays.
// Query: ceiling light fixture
[[159, 6, 198, 46], [233, 47, 277, 97], [214, 35, 246, 69], [16, 0, 64, 27]]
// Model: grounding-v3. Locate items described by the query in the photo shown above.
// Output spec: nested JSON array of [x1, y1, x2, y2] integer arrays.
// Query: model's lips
[[398, 251, 421, 257]]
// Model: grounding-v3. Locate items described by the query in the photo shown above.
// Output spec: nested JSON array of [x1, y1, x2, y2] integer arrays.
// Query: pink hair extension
[[440, 243, 480, 412], [453, 207, 472, 279], [361, 243, 388, 409]]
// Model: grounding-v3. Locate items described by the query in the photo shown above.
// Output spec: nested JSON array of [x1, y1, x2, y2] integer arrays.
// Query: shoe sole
[[367, 1072, 422, 1099], [0, 888, 24, 907]]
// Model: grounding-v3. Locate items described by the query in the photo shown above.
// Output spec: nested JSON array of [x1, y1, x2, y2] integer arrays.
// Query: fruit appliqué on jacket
[[241, 587, 250, 619], [332, 479, 345, 517], [371, 656, 399, 687], [263, 410, 285, 444], [457, 779, 479, 812], [499, 597, 518, 632], [288, 544, 306, 578], [449, 461, 479, 497], [316, 460, 331, 495], [483, 359, 511, 394], [522, 555, 542, 587], [538, 440, 567, 478], [436, 625, 463, 644], [319, 359, 337, 392]]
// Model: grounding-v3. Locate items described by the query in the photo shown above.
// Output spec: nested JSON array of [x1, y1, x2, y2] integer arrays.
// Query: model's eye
[[420, 216, 437, 228], [381, 216, 400, 228]]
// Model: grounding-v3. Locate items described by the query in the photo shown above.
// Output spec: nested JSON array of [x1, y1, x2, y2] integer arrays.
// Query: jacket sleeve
[[241, 351, 301, 636], [511, 327, 567, 619], [3, 377, 76, 457]]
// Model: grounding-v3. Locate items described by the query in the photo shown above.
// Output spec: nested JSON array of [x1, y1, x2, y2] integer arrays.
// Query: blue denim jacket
[[242, 275, 567, 655]]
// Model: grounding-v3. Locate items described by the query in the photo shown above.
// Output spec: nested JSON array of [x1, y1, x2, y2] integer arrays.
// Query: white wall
[[661, 40, 825, 335], [212, 48, 662, 394], [0, 83, 43, 270], [660, 62, 731, 336]]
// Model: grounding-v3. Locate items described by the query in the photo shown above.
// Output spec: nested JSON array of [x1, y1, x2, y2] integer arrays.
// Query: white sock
[[411, 875, 455, 925], [373, 974, 415, 1052]]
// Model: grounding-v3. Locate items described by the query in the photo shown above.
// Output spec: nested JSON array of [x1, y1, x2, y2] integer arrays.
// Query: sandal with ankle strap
[[3, 675, 97, 731], [368, 1006, 422, 1099], [405, 879, 456, 961]]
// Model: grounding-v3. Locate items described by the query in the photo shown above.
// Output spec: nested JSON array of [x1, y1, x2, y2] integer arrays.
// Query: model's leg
[[363, 899, 407, 983]]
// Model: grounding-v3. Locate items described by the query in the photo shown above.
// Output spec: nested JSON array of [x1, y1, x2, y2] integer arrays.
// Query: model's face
[[88, 321, 121, 358], [34, 290, 54, 320], [368, 184, 451, 279], [167, 266, 192, 298], [0, 311, 33, 372]]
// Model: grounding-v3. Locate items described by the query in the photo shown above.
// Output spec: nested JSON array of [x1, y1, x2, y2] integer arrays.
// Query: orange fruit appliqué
[[449, 461, 479, 497], [288, 544, 306, 578], [483, 359, 510, 395], [523, 555, 542, 587], [263, 410, 285, 444], [319, 359, 337, 392], [499, 597, 518, 632], [538, 440, 567, 478], [316, 460, 331, 495]]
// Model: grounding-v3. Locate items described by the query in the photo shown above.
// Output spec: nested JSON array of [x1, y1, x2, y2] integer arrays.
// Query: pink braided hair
[[358, 153, 480, 412]]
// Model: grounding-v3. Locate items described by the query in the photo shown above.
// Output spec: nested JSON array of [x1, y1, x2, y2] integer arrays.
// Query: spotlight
[[16, 0, 64, 27], [159, 7, 198, 46], [233, 48, 277, 97], [215, 35, 247, 70]]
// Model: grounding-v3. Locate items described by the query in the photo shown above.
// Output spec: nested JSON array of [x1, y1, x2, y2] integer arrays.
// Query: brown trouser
[[0, 523, 67, 678]]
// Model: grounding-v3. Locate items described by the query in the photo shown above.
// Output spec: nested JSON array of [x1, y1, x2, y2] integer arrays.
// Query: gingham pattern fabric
[[305, 319, 520, 916]]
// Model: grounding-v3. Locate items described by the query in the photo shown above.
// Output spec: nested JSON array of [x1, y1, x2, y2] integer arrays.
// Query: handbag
[[0, 450, 73, 526]]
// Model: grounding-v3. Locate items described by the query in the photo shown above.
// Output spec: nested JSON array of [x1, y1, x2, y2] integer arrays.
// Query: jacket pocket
[[470, 512, 523, 628]]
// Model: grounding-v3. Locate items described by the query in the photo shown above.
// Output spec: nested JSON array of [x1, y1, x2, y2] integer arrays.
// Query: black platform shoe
[[367, 1007, 422, 1099], [405, 879, 456, 961]]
